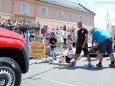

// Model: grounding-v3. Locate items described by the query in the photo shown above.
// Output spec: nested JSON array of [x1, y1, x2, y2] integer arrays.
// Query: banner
[[29, 42, 46, 59]]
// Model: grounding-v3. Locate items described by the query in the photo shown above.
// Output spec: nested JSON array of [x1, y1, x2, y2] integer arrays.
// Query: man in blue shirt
[[91, 28, 115, 67]]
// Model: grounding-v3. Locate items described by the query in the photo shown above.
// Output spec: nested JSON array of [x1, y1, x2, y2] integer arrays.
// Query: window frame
[[0, 0, 1, 10], [69, 13, 74, 21], [59, 10, 64, 19], [88, 17, 92, 24], [80, 16, 83, 22], [41, 7, 48, 16], [21, 3, 29, 13]]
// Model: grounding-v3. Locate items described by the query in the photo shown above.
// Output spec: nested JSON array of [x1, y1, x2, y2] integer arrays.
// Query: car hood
[[0, 27, 26, 44]]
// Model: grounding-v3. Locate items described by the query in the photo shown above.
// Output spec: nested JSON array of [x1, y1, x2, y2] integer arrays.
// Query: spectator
[[37, 21, 40, 35], [30, 29, 35, 42], [64, 42, 75, 63], [48, 32, 57, 60], [63, 25, 66, 31], [55, 32, 61, 47], [63, 32, 67, 48]]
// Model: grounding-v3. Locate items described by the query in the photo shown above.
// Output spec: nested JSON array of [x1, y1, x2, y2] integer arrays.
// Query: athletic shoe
[[109, 64, 115, 68], [70, 61, 76, 67], [96, 63, 102, 67], [53, 58, 56, 60], [87, 63, 92, 68]]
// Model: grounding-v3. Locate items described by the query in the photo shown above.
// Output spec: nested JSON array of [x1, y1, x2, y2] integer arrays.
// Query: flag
[[106, 12, 112, 35]]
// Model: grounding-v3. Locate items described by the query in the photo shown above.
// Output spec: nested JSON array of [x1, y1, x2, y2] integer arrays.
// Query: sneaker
[[70, 61, 76, 67], [96, 63, 102, 67], [53, 58, 56, 60], [87, 63, 92, 68], [109, 64, 115, 68]]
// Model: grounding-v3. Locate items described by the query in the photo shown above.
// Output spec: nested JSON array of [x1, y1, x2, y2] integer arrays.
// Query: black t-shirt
[[77, 28, 88, 45], [49, 38, 57, 48], [30, 32, 35, 38]]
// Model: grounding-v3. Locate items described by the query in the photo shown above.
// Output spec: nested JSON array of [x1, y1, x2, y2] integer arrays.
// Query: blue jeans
[[51, 47, 56, 60]]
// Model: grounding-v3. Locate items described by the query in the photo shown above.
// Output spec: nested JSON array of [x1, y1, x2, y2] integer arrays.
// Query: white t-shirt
[[56, 34, 61, 42], [65, 48, 76, 58]]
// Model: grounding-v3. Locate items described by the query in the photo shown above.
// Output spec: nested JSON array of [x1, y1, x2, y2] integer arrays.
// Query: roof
[[37, 0, 95, 15]]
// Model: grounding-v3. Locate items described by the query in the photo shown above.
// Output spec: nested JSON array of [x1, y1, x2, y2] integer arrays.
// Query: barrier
[[29, 42, 46, 59]]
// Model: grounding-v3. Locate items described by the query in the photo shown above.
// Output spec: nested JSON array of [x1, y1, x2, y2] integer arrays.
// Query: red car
[[0, 27, 29, 86]]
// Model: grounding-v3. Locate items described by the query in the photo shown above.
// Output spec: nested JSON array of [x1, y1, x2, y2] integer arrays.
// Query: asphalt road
[[21, 56, 115, 86]]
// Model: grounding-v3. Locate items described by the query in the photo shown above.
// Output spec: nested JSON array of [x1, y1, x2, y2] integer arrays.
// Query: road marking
[[21, 68, 56, 81], [32, 77, 75, 86]]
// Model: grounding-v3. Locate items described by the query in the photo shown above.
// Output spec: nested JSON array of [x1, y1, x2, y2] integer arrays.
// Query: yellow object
[[29, 42, 46, 59]]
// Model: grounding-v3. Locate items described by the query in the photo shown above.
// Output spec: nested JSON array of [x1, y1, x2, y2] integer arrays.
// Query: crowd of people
[[0, 18, 39, 42], [48, 22, 115, 68], [41, 24, 76, 48], [0, 18, 75, 44], [1, 18, 115, 68]]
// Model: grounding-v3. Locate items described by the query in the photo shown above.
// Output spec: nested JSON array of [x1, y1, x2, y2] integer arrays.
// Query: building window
[[80, 16, 83, 22], [41, 7, 48, 16], [21, 3, 29, 13], [69, 14, 74, 21], [59, 11, 64, 19], [0, 0, 1, 9], [88, 17, 92, 24]]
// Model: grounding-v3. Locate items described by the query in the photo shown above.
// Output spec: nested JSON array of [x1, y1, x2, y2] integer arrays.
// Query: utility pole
[[24, 10, 29, 46]]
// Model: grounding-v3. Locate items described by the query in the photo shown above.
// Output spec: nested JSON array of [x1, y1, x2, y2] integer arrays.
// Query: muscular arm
[[92, 40, 96, 47], [83, 33, 88, 45], [75, 36, 78, 45]]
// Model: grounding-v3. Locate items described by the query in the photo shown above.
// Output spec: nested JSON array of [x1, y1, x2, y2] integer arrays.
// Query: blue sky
[[69, 0, 115, 29]]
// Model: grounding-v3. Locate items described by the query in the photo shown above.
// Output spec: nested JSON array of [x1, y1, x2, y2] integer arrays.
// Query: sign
[[29, 42, 46, 59]]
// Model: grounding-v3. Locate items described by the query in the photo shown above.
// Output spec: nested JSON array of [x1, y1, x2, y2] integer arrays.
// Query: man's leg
[[51, 48, 56, 60], [98, 54, 103, 62], [86, 54, 91, 64], [109, 54, 115, 67], [106, 39, 115, 67], [65, 56, 72, 63], [96, 54, 103, 67], [70, 47, 82, 62], [54, 48, 56, 59], [83, 46, 91, 65], [96, 41, 105, 67], [109, 54, 114, 62], [74, 54, 80, 60], [51, 48, 54, 59]]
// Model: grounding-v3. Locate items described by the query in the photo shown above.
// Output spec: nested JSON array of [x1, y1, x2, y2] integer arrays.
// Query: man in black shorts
[[71, 22, 92, 67]]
